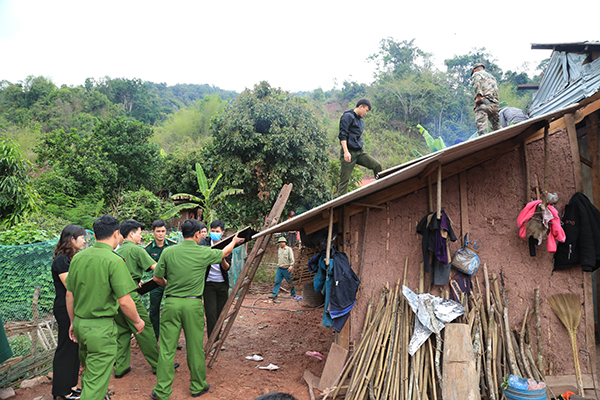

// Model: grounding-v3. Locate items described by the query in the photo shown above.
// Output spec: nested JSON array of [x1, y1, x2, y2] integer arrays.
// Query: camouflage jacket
[[472, 70, 499, 103]]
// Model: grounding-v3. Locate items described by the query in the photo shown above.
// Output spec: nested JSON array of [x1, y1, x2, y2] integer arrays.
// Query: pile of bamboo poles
[[456, 264, 549, 400], [324, 262, 548, 400]]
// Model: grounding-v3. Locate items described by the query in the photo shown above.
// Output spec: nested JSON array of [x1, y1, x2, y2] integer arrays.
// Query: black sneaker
[[191, 383, 210, 398], [150, 390, 159, 400], [114, 366, 131, 379]]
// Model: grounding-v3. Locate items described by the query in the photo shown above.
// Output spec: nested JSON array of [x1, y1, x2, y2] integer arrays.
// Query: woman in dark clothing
[[51, 225, 85, 400]]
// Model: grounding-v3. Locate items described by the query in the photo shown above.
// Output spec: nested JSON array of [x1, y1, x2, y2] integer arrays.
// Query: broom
[[548, 293, 584, 396]]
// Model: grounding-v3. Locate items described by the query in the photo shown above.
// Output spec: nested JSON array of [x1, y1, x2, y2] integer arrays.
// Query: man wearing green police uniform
[[150, 219, 244, 399], [66, 215, 145, 400], [144, 220, 178, 341], [114, 220, 179, 378]]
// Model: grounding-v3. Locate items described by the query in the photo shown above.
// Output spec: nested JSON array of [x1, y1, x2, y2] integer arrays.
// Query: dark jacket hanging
[[554, 192, 600, 272], [417, 210, 458, 285]]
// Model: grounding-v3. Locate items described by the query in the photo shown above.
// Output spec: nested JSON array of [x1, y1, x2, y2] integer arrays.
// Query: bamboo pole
[[534, 288, 544, 374]]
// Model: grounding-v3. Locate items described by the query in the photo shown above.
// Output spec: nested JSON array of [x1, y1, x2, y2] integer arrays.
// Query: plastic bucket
[[503, 386, 546, 400]]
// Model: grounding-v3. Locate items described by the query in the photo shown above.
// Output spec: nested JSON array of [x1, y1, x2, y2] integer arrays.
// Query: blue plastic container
[[503, 386, 546, 400]]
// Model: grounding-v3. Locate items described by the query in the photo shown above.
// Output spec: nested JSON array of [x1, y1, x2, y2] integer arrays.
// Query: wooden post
[[343, 205, 350, 254], [522, 139, 531, 203], [325, 207, 334, 266], [459, 171, 469, 238], [428, 175, 433, 213], [588, 112, 600, 205], [565, 113, 584, 192], [437, 165, 442, 219]]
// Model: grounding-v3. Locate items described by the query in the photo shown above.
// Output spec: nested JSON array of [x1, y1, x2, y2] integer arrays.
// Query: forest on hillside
[[0, 38, 544, 241]]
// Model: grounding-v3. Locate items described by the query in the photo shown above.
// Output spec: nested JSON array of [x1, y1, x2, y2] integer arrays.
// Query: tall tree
[[0, 137, 41, 223], [207, 81, 331, 219]]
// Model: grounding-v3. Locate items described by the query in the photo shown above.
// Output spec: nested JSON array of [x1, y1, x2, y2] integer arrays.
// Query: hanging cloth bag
[[451, 234, 480, 275]]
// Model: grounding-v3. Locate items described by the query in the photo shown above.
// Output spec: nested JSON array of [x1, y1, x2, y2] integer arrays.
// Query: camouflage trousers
[[475, 101, 500, 135]]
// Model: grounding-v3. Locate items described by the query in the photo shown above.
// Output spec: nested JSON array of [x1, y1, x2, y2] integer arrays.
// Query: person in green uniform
[[114, 220, 179, 378], [0, 314, 12, 364], [144, 220, 178, 342], [150, 219, 244, 400], [66, 215, 145, 400]]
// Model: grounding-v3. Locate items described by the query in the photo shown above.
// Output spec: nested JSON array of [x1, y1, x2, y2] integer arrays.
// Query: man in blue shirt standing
[[337, 98, 382, 196]]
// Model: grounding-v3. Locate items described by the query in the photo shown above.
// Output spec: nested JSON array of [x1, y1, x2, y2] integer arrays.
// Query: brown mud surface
[[13, 283, 334, 400]]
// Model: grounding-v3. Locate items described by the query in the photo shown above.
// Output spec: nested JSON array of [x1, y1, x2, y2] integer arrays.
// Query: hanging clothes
[[416, 210, 457, 286], [554, 192, 600, 272], [312, 248, 360, 332], [517, 200, 566, 254]]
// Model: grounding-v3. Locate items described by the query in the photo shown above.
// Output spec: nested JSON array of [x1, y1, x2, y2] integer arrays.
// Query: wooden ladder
[[204, 183, 292, 367]]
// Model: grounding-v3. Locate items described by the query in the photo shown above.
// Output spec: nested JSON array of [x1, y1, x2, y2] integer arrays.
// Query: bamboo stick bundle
[[503, 306, 521, 377], [485, 305, 497, 400], [518, 307, 534, 379], [534, 288, 544, 374]]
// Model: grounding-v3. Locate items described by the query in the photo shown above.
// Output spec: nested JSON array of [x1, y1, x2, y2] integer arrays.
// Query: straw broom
[[548, 293, 584, 397]]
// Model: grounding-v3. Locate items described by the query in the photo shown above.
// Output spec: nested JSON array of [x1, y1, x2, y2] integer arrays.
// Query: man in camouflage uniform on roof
[[471, 63, 501, 135]]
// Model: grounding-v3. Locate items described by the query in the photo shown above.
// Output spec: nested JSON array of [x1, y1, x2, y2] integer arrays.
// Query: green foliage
[[159, 149, 204, 195], [110, 189, 168, 228], [36, 117, 162, 199], [42, 193, 105, 231], [152, 95, 227, 153], [207, 81, 331, 220], [418, 124, 446, 152], [162, 163, 242, 224], [0, 137, 42, 223], [0, 222, 56, 245]]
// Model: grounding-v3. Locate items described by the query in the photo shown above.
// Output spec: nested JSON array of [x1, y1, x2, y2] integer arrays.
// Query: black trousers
[[52, 308, 80, 396], [203, 281, 229, 339]]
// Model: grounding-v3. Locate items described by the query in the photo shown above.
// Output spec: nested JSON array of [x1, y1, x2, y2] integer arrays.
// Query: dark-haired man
[[151, 219, 244, 400], [199, 220, 231, 341], [338, 98, 382, 196], [114, 220, 178, 378], [66, 215, 144, 399], [144, 220, 178, 341]]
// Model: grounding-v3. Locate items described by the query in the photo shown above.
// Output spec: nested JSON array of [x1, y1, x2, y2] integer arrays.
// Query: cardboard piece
[[317, 342, 348, 392]]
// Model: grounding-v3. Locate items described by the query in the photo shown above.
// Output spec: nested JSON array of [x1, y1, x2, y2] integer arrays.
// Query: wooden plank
[[522, 139, 531, 203], [583, 270, 596, 374], [349, 202, 385, 210], [436, 165, 442, 219], [442, 323, 481, 400], [545, 373, 598, 389], [459, 171, 469, 238], [342, 205, 349, 253], [317, 342, 349, 391], [587, 112, 600, 205], [336, 321, 350, 351], [418, 159, 442, 180], [565, 113, 584, 192], [581, 97, 600, 119]]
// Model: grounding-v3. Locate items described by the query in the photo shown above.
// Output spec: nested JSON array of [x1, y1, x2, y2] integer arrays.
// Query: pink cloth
[[516, 200, 566, 253], [517, 200, 542, 238]]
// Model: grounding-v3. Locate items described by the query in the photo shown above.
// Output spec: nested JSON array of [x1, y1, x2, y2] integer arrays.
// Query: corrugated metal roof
[[529, 44, 600, 117], [531, 42, 600, 51], [254, 103, 581, 239]]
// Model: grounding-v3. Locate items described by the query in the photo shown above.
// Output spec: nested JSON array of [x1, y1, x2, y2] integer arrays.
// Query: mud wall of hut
[[347, 126, 591, 376]]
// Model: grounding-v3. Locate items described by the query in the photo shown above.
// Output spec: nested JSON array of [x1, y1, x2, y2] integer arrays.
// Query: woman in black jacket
[[51, 225, 86, 400]]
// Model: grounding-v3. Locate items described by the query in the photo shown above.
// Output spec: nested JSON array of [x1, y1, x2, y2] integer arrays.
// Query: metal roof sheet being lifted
[[529, 42, 600, 117], [254, 103, 581, 239]]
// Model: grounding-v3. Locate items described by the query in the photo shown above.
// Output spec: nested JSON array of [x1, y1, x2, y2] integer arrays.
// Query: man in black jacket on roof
[[337, 98, 382, 196]]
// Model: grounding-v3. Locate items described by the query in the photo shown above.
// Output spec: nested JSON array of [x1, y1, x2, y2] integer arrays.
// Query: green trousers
[[153, 297, 207, 399], [73, 316, 117, 400], [338, 148, 382, 196], [114, 293, 158, 375], [149, 286, 164, 340]]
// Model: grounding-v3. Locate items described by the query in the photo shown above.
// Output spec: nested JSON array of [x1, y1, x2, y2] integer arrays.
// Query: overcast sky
[[0, 0, 598, 93]]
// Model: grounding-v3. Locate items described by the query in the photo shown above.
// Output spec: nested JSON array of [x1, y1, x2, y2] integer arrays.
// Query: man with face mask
[[199, 220, 232, 342]]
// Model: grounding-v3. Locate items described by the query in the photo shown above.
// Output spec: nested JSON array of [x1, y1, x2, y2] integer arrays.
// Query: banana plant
[[161, 163, 242, 223], [417, 124, 446, 152]]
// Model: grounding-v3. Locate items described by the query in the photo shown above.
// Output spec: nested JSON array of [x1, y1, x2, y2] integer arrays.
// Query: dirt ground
[[12, 283, 334, 400]]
